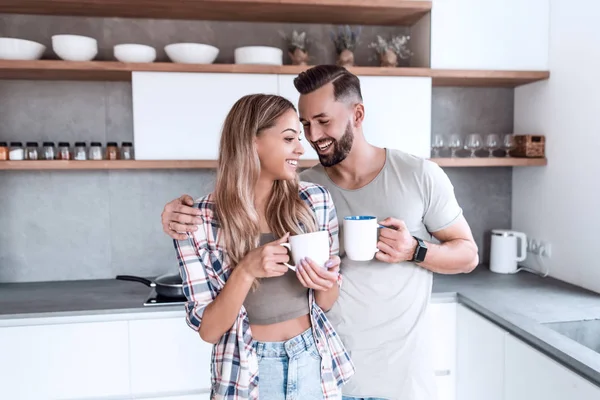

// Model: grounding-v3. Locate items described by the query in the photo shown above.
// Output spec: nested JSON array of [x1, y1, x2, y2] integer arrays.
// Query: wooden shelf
[[0, 160, 219, 170], [432, 157, 547, 167], [0, 61, 550, 87], [0, 0, 432, 26], [0, 158, 546, 170]]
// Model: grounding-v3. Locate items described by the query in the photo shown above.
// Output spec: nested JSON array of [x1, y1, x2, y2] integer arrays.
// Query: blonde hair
[[214, 94, 318, 268]]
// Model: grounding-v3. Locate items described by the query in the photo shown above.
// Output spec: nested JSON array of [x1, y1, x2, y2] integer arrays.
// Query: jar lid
[[75, 142, 86, 146], [58, 142, 70, 147], [122, 141, 133, 146], [0, 142, 7, 147], [107, 141, 118, 147], [91, 142, 102, 147], [26, 141, 38, 146], [10, 141, 23, 146], [43, 141, 55, 146]]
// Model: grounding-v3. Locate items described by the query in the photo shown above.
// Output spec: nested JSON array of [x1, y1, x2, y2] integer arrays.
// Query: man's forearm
[[416, 238, 479, 274]]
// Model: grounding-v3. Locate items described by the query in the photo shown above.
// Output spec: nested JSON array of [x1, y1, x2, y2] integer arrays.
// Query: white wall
[[513, 0, 600, 293]]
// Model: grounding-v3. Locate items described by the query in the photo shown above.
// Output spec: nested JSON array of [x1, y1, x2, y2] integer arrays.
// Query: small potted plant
[[330, 25, 362, 67], [282, 30, 310, 65], [369, 34, 413, 67]]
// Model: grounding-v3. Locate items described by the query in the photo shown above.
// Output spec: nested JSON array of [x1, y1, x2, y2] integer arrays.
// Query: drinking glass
[[448, 134, 462, 157], [465, 134, 482, 157], [485, 134, 500, 157], [503, 134, 516, 157], [431, 134, 445, 157]]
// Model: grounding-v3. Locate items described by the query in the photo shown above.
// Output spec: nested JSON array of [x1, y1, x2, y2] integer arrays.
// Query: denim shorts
[[253, 327, 324, 400], [342, 397, 388, 400]]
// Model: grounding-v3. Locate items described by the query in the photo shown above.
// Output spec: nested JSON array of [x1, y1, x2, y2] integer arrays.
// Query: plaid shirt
[[174, 182, 355, 400]]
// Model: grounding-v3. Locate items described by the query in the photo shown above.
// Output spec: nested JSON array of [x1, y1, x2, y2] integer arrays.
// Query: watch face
[[416, 246, 427, 261]]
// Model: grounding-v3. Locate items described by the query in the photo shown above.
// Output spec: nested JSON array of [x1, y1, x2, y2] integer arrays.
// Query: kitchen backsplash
[[0, 14, 513, 282]]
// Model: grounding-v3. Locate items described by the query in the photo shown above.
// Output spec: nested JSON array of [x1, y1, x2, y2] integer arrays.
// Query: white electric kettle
[[489, 229, 527, 274]]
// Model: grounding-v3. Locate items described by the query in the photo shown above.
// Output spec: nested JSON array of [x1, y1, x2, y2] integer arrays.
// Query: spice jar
[[89, 142, 103, 160], [57, 142, 71, 160], [74, 142, 87, 161], [9, 142, 24, 160], [121, 142, 134, 160], [0, 142, 8, 161], [25, 142, 38, 160], [106, 141, 119, 160], [41, 142, 56, 160]]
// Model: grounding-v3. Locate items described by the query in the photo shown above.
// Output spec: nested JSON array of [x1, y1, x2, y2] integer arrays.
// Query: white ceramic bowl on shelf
[[52, 34, 98, 61], [0, 37, 46, 60], [114, 44, 156, 63], [234, 46, 283, 65], [164, 43, 219, 64]]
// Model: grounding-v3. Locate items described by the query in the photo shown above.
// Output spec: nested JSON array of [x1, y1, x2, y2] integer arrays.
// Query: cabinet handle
[[435, 369, 451, 377]]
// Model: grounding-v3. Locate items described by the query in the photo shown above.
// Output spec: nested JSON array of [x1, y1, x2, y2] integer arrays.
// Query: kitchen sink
[[544, 319, 600, 354]]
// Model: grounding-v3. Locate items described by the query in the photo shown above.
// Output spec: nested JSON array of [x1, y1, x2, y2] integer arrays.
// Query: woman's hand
[[238, 233, 291, 280], [296, 256, 340, 291]]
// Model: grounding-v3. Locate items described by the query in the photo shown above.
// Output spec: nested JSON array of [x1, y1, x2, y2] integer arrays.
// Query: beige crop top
[[243, 233, 310, 325]]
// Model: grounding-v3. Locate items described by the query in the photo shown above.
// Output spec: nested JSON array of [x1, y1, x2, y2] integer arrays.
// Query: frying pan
[[116, 272, 185, 298]]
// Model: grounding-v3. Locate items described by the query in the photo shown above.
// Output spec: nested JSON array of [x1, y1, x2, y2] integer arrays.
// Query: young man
[[161, 65, 478, 400]]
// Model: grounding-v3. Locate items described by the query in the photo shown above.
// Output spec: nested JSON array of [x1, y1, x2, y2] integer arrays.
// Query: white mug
[[280, 230, 330, 271], [343, 216, 383, 261]]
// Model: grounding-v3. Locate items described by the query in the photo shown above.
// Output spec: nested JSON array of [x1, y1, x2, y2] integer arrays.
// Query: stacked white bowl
[[164, 43, 219, 64], [0, 37, 46, 60], [52, 34, 98, 61], [234, 46, 283, 65], [114, 44, 156, 63]]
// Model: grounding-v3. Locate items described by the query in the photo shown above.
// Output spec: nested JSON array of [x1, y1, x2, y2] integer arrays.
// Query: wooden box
[[512, 134, 545, 158]]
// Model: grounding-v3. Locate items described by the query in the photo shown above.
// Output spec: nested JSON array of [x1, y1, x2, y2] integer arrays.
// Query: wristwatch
[[411, 236, 428, 263]]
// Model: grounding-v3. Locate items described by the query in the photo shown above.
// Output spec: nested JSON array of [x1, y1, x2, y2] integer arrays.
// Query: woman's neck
[[254, 175, 274, 221]]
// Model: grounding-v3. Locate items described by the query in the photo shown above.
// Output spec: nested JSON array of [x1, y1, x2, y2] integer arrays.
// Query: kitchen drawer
[[435, 374, 456, 400], [0, 320, 130, 400], [427, 302, 457, 372], [129, 316, 213, 396]]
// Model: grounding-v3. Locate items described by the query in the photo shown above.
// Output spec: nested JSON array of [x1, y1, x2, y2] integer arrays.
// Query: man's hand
[[375, 217, 418, 264], [161, 194, 203, 240], [296, 256, 340, 291]]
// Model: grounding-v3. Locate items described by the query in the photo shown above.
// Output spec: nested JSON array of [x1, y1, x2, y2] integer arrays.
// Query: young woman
[[173, 94, 355, 400]]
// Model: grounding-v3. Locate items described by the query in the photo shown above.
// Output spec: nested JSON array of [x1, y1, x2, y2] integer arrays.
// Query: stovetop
[[143, 289, 187, 307]]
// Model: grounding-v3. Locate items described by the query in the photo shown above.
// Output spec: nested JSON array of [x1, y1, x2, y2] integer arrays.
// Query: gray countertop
[[2, 266, 600, 387]]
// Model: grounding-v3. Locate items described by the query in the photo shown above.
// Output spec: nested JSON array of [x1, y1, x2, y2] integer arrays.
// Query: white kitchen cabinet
[[135, 393, 211, 400], [0, 320, 130, 400], [359, 76, 432, 159], [426, 302, 457, 400], [505, 335, 600, 400], [277, 74, 319, 160], [456, 304, 506, 400], [132, 71, 278, 160], [129, 316, 214, 397], [431, 0, 549, 70]]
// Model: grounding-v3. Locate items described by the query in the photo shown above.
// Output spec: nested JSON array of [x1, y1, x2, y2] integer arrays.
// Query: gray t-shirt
[[300, 148, 463, 400]]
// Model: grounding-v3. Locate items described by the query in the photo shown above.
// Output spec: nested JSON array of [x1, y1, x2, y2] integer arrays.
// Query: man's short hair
[[293, 65, 363, 104]]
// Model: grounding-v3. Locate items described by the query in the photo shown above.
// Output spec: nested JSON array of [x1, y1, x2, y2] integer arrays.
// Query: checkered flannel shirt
[[174, 181, 355, 400]]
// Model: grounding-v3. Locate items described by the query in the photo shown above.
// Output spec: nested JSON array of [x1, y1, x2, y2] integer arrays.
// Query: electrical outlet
[[538, 240, 552, 258], [527, 239, 539, 253], [527, 238, 551, 258]]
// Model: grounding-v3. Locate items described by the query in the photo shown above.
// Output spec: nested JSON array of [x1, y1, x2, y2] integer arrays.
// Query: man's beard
[[317, 122, 354, 168]]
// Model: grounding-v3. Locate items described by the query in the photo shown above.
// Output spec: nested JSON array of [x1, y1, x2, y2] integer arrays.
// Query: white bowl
[[234, 46, 283, 65], [52, 34, 98, 61], [0, 37, 46, 60], [164, 43, 219, 64], [114, 43, 156, 63]]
